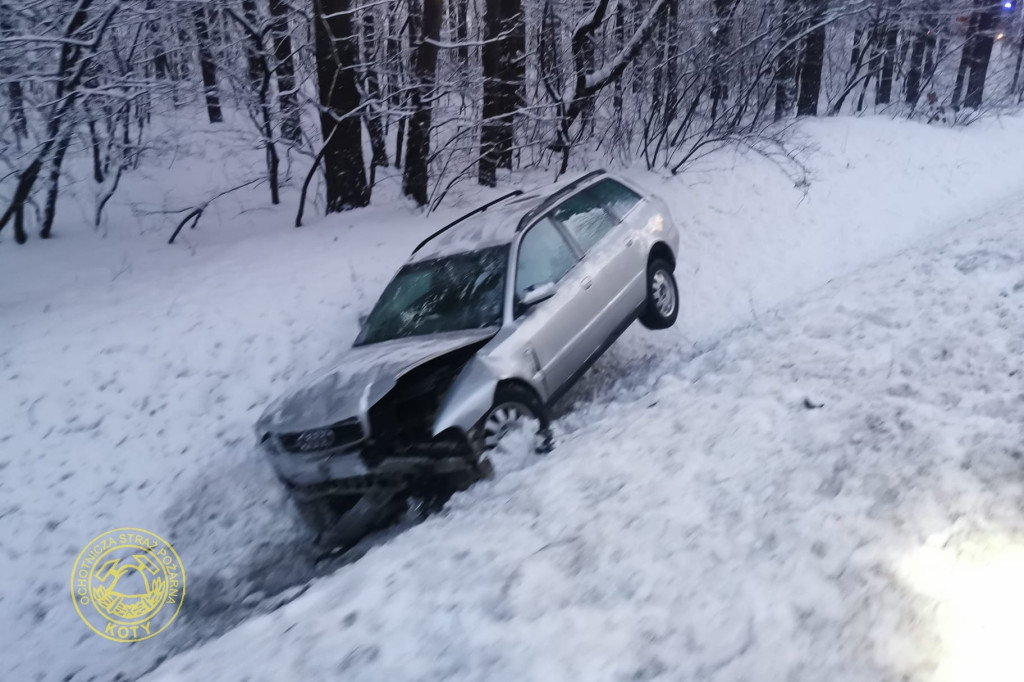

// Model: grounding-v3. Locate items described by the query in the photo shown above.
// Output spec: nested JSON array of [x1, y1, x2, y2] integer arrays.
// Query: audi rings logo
[[296, 428, 335, 451]]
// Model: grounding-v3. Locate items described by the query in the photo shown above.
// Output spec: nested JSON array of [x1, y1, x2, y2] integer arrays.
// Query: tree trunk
[[663, 0, 679, 128], [40, 129, 74, 239], [613, 2, 625, 131], [455, 0, 470, 68], [924, 28, 937, 83], [362, 8, 389, 169], [479, 0, 526, 186], [192, 7, 223, 123], [1012, 24, 1024, 97], [875, 4, 899, 105], [831, 24, 874, 114], [951, 11, 979, 110], [226, 6, 281, 204], [775, 0, 800, 121], [268, 0, 302, 143], [796, 0, 826, 116], [964, 4, 999, 109], [147, 1, 172, 83], [403, 0, 442, 206], [0, 15, 28, 140], [88, 118, 104, 183], [241, 0, 266, 94], [904, 14, 932, 106], [395, 115, 406, 168], [709, 0, 734, 122], [314, 0, 370, 211]]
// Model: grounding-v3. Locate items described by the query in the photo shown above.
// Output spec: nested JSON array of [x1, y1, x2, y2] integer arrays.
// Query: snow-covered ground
[[1, 114, 1024, 681], [146, 195, 1024, 682]]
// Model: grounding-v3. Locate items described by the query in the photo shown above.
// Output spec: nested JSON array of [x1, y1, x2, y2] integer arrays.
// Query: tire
[[639, 258, 679, 330], [475, 384, 552, 455], [292, 493, 360, 534]]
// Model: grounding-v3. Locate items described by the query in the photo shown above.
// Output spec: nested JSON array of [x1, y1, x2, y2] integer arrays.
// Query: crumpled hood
[[256, 329, 496, 435]]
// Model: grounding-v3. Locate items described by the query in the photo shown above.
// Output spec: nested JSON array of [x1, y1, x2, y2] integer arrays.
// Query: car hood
[[256, 329, 496, 435]]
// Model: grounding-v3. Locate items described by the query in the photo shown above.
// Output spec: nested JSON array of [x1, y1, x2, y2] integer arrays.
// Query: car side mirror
[[521, 282, 557, 307]]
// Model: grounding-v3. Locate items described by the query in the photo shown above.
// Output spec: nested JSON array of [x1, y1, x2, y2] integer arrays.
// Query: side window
[[550, 190, 616, 252], [515, 218, 577, 301], [588, 179, 642, 219]]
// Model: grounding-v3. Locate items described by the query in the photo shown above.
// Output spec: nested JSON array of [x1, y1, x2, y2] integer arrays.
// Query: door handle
[[625, 236, 634, 247], [582, 276, 593, 290]]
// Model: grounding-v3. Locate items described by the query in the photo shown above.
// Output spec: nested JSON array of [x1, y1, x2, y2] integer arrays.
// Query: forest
[[0, 0, 1021, 244]]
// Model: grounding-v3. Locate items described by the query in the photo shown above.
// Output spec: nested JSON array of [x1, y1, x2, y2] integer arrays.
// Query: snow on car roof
[[408, 171, 610, 262], [408, 192, 545, 262]]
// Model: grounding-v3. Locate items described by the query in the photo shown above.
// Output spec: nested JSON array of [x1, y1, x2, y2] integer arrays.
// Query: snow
[[143, 172, 1024, 682], [2, 113, 1024, 681]]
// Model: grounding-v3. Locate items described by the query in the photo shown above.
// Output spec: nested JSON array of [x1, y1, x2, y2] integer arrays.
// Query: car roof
[[410, 193, 545, 261], [408, 170, 611, 262]]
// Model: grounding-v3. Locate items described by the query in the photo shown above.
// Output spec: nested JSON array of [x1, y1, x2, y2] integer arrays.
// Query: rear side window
[[550, 191, 616, 252], [588, 179, 642, 219], [515, 218, 577, 301]]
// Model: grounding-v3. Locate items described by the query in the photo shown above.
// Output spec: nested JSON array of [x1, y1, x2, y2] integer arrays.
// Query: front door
[[509, 217, 591, 395]]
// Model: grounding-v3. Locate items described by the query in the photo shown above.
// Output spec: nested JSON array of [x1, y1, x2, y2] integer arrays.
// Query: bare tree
[[797, 0, 827, 116], [268, 0, 302, 143], [314, 0, 370, 211], [403, 0, 442, 205], [193, 4, 224, 123], [479, 0, 526, 186]]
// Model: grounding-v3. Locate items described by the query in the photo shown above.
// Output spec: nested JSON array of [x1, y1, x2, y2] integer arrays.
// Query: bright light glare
[[1005, 2, 1014, 10], [901, 538, 1024, 682]]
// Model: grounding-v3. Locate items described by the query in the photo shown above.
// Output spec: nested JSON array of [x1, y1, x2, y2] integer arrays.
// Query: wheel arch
[[648, 241, 676, 271], [494, 378, 545, 408]]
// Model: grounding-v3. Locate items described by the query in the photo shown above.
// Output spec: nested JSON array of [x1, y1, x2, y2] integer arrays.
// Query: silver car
[[257, 170, 680, 543]]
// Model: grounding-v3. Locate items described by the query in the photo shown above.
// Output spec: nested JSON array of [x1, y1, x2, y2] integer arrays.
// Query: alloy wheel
[[482, 401, 536, 449], [652, 269, 677, 318]]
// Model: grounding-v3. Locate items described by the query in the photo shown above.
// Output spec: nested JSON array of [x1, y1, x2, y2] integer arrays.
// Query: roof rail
[[515, 169, 608, 232], [412, 190, 524, 254]]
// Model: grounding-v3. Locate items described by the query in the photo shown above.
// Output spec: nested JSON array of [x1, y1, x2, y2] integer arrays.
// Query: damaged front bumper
[[263, 435, 481, 501]]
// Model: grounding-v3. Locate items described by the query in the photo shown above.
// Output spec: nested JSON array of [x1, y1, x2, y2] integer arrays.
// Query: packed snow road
[[146, 197, 1024, 681]]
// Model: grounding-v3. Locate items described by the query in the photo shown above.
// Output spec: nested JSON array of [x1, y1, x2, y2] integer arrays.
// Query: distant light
[[997, 32, 1006, 40], [1004, 1, 1014, 9]]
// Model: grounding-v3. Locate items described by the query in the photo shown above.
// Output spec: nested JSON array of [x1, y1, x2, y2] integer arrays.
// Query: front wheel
[[475, 384, 552, 456], [639, 258, 679, 330]]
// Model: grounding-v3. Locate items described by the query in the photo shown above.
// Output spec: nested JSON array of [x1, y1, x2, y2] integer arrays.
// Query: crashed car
[[256, 170, 681, 544]]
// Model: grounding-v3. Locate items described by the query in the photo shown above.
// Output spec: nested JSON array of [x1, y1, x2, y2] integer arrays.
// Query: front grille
[[279, 419, 364, 454]]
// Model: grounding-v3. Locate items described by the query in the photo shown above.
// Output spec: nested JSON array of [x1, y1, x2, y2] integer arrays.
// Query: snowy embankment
[[147, 197, 1024, 682], [0, 114, 1023, 682]]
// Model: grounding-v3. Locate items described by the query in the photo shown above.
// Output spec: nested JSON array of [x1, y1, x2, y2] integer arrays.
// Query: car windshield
[[355, 246, 509, 346]]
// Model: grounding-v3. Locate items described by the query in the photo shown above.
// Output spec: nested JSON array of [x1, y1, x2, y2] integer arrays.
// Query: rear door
[[549, 181, 646, 357]]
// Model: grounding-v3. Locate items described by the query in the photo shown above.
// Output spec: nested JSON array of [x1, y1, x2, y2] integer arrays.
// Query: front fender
[[431, 357, 500, 436]]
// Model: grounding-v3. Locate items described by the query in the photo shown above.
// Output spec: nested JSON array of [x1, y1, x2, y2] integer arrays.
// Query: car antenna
[[412, 190, 524, 254]]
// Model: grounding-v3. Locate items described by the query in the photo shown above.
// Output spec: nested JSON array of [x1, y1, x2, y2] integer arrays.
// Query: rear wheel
[[639, 258, 679, 330]]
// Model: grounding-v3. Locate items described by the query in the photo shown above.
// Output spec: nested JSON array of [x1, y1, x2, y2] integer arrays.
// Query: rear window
[[588, 179, 642, 219], [550, 191, 616, 252]]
